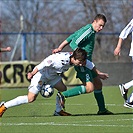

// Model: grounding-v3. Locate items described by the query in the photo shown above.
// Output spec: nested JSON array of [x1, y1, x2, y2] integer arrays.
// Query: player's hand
[[52, 48, 61, 53], [6, 47, 11, 52], [98, 72, 109, 80], [27, 72, 33, 79], [114, 47, 121, 56]]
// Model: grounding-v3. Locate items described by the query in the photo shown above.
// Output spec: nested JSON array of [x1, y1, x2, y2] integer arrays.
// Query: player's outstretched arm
[[27, 67, 38, 79], [114, 38, 123, 56], [97, 71, 109, 80], [52, 40, 69, 53], [0, 47, 11, 52], [85, 60, 108, 80], [93, 67, 109, 80]]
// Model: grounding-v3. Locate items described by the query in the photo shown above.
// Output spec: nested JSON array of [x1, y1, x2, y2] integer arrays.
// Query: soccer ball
[[40, 84, 54, 98]]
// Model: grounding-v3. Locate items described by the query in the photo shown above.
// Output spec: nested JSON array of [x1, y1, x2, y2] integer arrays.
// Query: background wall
[[0, 61, 132, 87], [96, 62, 132, 86]]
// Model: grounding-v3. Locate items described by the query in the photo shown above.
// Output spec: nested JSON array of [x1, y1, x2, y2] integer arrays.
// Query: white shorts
[[28, 73, 62, 94]]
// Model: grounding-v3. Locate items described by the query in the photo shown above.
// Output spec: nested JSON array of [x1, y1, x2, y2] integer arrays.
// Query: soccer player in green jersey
[[53, 14, 113, 115]]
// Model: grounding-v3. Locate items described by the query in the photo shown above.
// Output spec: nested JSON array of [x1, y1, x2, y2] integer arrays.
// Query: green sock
[[62, 85, 86, 98], [94, 90, 106, 111]]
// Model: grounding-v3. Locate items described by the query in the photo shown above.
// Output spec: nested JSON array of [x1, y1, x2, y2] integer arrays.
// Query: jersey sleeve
[[66, 30, 82, 50], [67, 33, 79, 50], [36, 55, 54, 70], [66, 31, 78, 43], [119, 19, 133, 40], [85, 59, 95, 70]]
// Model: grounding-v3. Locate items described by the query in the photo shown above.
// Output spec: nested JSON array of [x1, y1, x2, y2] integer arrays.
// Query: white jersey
[[29, 52, 72, 91], [119, 19, 133, 56], [36, 52, 72, 78], [29, 52, 95, 93], [35, 52, 94, 78]]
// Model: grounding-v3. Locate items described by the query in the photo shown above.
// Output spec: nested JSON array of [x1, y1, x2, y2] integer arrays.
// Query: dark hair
[[71, 48, 87, 62], [94, 14, 107, 23]]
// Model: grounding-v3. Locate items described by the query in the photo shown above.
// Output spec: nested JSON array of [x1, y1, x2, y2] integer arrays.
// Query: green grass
[[0, 86, 133, 133]]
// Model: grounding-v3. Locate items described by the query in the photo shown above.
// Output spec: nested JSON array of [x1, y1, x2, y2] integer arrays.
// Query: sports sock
[[62, 85, 86, 98], [124, 80, 133, 90], [55, 95, 62, 112], [94, 90, 106, 111], [4, 95, 28, 108], [127, 92, 133, 103]]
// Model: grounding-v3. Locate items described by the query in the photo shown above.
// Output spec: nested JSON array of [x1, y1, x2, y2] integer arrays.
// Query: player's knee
[[85, 82, 94, 93], [85, 86, 94, 93], [28, 98, 35, 103], [28, 96, 36, 103]]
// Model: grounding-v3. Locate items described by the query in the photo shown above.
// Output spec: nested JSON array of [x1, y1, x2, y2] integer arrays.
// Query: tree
[[0, 0, 132, 62]]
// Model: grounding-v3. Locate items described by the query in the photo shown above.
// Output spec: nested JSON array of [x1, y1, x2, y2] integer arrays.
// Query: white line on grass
[[0, 122, 132, 127], [1, 118, 133, 127], [70, 118, 133, 124], [38, 103, 123, 106]]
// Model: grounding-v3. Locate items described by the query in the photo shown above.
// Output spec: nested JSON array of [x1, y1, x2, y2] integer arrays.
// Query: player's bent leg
[[54, 79, 67, 92], [0, 95, 29, 117], [93, 76, 102, 89], [0, 86, 38, 117], [54, 80, 67, 110], [85, 81, 94, 93], [54, 93, 71, 116], [54, 80, 68, 115], [57, 92, 66, 110], [54, 85, 88, 115], [93, 77, 113, 115], [0, 86, 39, 117], [28, 85, 40, 103], [27, 91, 38, 103], [62, 85, 86, 98]]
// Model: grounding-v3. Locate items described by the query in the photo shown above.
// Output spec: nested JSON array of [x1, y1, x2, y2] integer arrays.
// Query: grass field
[[0, 86, 133, 133]]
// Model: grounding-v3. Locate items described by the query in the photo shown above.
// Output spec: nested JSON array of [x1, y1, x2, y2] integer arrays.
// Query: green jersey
[[66, 24, 95, 61]]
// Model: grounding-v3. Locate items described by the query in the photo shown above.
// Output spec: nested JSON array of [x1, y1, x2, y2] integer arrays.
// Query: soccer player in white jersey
[[0, 48, 108, 117], [114, 19, 133, 108]]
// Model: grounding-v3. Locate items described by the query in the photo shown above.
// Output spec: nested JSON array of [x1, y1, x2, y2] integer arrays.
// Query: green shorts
[[74, 66, 97, 83]]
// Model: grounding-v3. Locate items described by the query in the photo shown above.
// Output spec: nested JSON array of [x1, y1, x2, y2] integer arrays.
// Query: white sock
[[55, 96, 62, 112], [4, 95, 28, 108], [128, 92, 133, 103], [124, 80, 133, 90]]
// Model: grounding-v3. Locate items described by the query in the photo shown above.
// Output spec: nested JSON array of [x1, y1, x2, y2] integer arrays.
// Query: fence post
[[21, 33, 27, 60]]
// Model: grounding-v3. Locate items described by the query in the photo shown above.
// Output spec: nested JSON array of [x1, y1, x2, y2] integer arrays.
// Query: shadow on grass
[[2, 112, 133, 118], [72, 112, 133, 116]]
